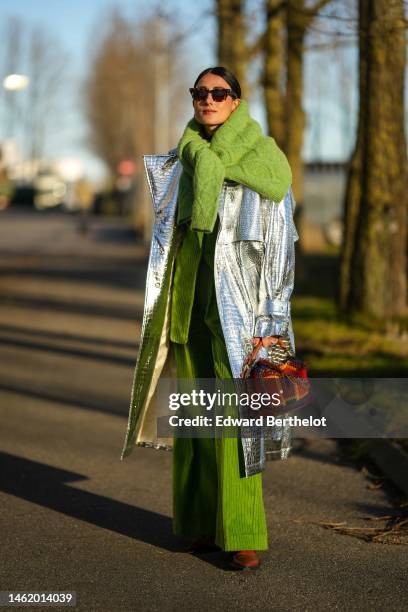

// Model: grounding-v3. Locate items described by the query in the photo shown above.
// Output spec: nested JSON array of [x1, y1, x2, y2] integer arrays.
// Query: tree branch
[[308, 0, 333, 17], [266, 0, 286, 20], [247, 31, 267, 59]]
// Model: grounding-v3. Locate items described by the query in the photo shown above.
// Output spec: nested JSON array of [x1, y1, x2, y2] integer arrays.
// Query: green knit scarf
[[176, 99, 292, 233]]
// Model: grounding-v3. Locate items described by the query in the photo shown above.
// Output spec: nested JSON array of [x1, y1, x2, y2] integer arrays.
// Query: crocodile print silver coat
[[121, 151, 299, 477]]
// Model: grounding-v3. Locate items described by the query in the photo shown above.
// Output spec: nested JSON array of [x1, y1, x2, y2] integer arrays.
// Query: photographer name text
[[168, 415, 327, 428]]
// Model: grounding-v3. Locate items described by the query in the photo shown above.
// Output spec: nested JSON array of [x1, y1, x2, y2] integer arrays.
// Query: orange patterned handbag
[[240, 335, 310, 409]]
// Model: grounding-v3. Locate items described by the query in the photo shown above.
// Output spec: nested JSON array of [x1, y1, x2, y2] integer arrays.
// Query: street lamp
[[2, 74, 29, 180], [3, 74, 29, 91]]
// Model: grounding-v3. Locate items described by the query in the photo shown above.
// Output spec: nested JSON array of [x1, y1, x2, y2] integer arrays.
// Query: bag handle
[[249, 336, 288, 361], [242, 336, 288, 372]]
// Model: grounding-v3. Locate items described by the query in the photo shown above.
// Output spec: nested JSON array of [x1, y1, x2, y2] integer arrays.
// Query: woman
[[121, 67, 298, 570]]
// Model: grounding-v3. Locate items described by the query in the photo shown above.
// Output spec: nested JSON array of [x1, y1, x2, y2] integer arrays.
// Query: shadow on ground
[[0, 451, 175, 550]]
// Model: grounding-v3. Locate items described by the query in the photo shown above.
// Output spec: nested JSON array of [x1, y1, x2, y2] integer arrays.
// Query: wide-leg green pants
[[171, 229, 268, 551]]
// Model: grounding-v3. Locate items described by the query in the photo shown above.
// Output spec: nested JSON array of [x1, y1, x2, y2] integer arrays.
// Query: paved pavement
[[0, 210, 406, 612]]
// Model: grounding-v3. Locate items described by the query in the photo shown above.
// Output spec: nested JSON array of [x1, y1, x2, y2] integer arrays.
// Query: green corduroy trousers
[[170, 224, 268, 551]]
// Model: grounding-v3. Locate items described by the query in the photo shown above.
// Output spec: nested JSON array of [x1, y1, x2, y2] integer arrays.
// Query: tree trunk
[[262, 0, 331, 259], [339, 0, 368, 312], [263, 0, 285, 148], [285, 0, 308, 209], [216, 0, 248, 98], [339, 0, 407, 320]]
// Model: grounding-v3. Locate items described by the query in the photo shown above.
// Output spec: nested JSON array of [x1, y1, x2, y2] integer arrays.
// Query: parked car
[[9, 184, 36, 208]]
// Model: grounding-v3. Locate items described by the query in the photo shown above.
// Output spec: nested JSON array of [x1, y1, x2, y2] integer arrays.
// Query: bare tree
[[339, 0, 407, 321], [0, 17, 24, 136], [84, 10, 190, 173], [24, 26, 69, 163], [84, 11, 155, 176], [284, 0, 333, 211], [263, 0, 286, 148], [83, 9, 189, 234], [0, 16, 69, 168]]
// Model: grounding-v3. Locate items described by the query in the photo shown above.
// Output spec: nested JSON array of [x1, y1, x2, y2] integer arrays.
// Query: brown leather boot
[[230, 550, 261, 570], [185, 536, 221, 554]]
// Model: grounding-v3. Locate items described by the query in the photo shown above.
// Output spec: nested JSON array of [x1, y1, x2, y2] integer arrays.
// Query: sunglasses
[[189, 87, 237, 102]]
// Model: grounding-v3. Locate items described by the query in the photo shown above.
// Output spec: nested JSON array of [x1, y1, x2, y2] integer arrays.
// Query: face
[[192, 73, 240, 134]]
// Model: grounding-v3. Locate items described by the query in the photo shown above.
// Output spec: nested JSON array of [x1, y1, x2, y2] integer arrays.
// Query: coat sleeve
[[253, 186, 299, 338]]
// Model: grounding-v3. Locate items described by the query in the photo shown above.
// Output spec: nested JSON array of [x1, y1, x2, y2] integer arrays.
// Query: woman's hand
[[241, 336, 286, 375], [252, 335, 282, 348]]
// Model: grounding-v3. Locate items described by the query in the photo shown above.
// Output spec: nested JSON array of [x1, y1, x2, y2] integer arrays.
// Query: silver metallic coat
[[121, 152, 299, 476]]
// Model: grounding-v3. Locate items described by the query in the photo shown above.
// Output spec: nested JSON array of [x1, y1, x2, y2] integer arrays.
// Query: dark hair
[[193, 66, 242, 99]]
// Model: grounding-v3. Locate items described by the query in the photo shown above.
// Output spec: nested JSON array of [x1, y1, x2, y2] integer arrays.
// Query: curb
[[366, 440, 408, 498]]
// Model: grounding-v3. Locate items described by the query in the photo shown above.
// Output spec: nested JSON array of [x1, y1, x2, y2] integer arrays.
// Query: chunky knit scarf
[[176, 99, 292, 232], [170, 100, 292, 344]]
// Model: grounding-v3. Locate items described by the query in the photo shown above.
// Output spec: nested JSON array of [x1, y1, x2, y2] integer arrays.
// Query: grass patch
[[292, 296, 408, 376]]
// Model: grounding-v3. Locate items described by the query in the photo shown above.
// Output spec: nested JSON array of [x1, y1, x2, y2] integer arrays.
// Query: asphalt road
[[0, 210, 406, 612]]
